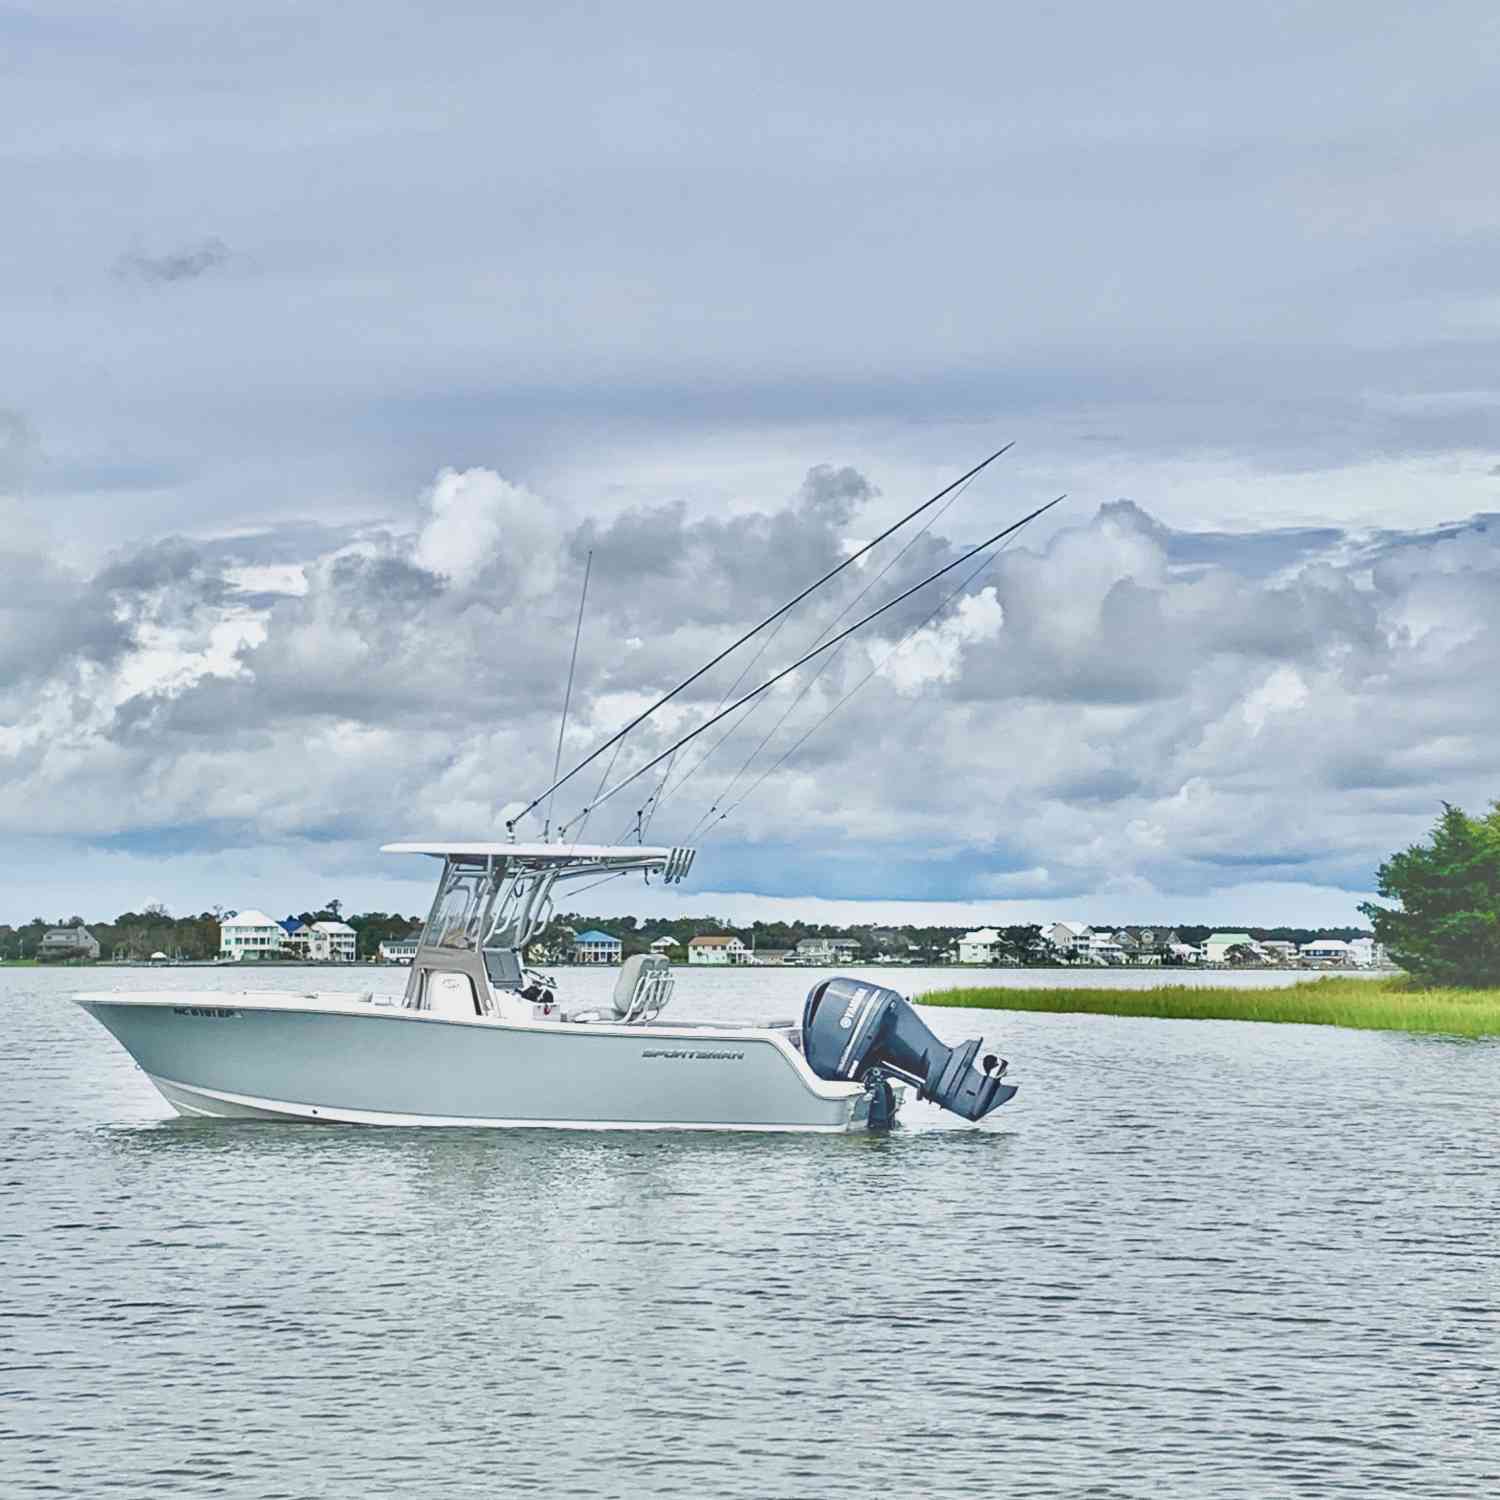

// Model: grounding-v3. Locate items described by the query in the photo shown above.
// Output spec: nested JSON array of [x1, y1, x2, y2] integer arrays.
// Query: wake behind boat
[[76, 840, 1017, 1131]]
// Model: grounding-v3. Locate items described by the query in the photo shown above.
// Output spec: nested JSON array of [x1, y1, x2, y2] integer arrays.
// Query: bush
[[1360, 802, 1500, 987]]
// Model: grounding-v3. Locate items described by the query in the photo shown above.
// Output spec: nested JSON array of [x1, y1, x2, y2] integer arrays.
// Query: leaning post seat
[[570, 953, 674, 1024]]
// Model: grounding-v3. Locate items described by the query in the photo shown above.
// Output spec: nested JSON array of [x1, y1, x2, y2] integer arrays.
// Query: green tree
[[1360, 802, 1500, 987]]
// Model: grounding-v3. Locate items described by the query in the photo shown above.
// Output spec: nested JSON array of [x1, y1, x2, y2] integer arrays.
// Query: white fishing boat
[[77, 449, 1051, 1131], [76, 840, 1016, 1131]]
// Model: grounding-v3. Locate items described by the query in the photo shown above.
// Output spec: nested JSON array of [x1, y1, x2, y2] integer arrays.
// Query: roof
[[279, 918, 304, 934], [313, 920, 355, 934], [650, 935, 680, 946], [221, 909, 280, 929], [574, 929, 620, 944], [382, 842, 680, 861], [1301, 938, 1350, 950], [689, 934, 740, 946], [961, 928, 1001, 943], [1050, 921, 1090, 937], [1206, 932, 1254, 944]]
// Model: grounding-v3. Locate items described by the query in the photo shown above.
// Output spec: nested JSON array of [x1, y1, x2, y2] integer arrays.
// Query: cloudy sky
[[4, 1, 1498, 928]]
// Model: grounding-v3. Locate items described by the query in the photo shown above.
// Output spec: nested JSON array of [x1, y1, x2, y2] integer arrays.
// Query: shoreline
[[917, 976, 1500, 1039]]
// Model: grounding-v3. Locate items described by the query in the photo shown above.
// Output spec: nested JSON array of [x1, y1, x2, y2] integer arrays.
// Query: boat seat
[[570, 953, 674, 1024]]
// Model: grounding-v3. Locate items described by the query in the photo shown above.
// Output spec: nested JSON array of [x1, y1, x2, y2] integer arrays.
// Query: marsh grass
[[918, 975, 1500, 1038]]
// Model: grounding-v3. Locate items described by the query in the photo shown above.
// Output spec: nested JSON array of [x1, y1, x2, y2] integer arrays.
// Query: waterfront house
[[573, 929, 623, 965], [40, 924, 101, 961], [1201, 932, 1261, 964], [687, 934, 748, 966], [1300, 938, 1351, 965], [310, 920, 358, 962], [1046, 922, 1125, 964], [794, 936, 860, 965], [957, 927, 1005, 964], [753, 948, 793, 965], [1347, 937, 1386, 967], [1113, 927, 1181, 965], [1259, 940, 1300, 964], [1044, 921, 1090, 959], [379, 933, 422, 964], [649, 936, 681, 957], [220, 910, 287, 960]]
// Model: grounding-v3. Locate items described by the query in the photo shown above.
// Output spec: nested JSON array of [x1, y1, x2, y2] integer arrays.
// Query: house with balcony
[[220, 910, 287, 961], [572, 929, 623, 965], [1113, 927, 1181, 965], [687, 934, 748, 966], [794, 936, 860, 965], [40, 924, 100, 961], [1347, 937, 1386, 967], [957, 927, 1005, 964], [1299, 938, 1351, 965]]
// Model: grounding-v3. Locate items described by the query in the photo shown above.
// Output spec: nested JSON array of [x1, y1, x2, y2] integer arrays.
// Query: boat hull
[[75, 993, 877, 1132]]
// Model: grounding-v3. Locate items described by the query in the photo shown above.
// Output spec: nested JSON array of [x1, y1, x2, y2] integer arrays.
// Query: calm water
[[3, 964, 1498, 1498]]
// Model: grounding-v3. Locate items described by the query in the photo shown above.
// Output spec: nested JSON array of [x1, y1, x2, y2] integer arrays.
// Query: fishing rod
[[506, 442, 1015, 835], [556, 493, 1066, 835], [702, 517, 1034, 840], [637, 463, 988, 840]]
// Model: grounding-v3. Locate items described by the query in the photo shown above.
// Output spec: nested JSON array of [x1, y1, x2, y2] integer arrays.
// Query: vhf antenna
[[542, 548, 592, 842]]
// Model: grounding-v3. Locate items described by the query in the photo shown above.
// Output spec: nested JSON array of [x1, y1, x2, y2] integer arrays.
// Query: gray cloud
[[5, 464, 1500, 920], [114, 238, 231, 286], [4, 3, 1499, 551]]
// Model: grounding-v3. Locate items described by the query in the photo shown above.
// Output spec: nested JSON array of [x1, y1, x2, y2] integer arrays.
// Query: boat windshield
[[422, 866, 494, 951]]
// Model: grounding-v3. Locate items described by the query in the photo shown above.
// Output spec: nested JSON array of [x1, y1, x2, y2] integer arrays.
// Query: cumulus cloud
[[413, 467, 562, 593], [5, 460, 1500, 921]]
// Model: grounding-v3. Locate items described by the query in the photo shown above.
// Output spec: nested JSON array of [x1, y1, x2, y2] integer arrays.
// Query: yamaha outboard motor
[[802, 977, 1018, 1123]]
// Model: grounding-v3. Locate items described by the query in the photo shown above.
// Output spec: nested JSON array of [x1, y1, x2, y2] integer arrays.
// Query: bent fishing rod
[[507, 442, 1015, 836], [554, 493, 1066, 836]]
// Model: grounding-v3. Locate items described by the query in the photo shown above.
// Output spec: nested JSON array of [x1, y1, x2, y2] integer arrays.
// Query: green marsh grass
[[918, 975, 1500, 1038]]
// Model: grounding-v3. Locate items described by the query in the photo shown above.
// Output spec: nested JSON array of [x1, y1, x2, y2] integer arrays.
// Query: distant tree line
[[1, 903, 1382, 967], [0, 903, 423, 962]]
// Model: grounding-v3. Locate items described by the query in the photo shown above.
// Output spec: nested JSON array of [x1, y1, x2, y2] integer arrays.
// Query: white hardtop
[[382, 842, 680, 861]]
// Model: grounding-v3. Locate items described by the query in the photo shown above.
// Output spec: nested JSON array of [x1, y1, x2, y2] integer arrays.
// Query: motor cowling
[[802, 977, 1018, 1122]]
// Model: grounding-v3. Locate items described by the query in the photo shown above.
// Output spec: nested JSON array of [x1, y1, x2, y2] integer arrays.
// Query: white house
[[220, 910, 287, 961], [573, 929, 623, 965], [1300, 939, 1351, 965], [1046, 922, 1124, 964], [379, 934, 421, 964], [649, 936, 681, 957], [1045, 921, 1091, 959], [308, 920, 357, 962], [688, 934, 748, 966], [957, 927, 1005, 964], [1202, 932, 1260, 964], [1347, 937, 1386, 967]]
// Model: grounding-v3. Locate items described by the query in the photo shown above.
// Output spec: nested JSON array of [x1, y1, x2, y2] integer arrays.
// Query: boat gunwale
[[72, 989, 867, 1102]]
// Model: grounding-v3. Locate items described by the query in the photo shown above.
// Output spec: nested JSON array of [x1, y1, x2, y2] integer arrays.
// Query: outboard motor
[[802, 978, 1018, 1123]]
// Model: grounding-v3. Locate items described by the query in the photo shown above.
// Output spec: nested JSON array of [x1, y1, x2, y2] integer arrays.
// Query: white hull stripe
[[147, 1075, 865, 1134]]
